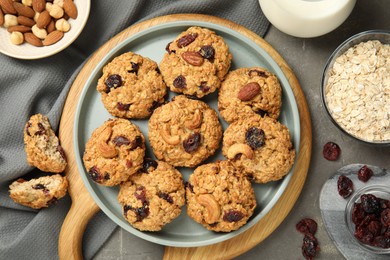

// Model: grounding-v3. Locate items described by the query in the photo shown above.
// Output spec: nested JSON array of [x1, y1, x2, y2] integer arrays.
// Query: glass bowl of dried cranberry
[[345, 184, 390, 254], [321, 30, 390, 146]]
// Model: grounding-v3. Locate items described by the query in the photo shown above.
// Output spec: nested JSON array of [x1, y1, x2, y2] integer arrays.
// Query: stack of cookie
[[9, 114, 69, 209], [84, 26, 295, 233]]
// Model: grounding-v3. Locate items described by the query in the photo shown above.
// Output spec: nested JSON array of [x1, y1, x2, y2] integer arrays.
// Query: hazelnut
[[49, 4, 64, 19], [32, 24, 47, 39], [55, 18, 70, 32], [10, 31, 24, 45], [4, 14, 18, 28]]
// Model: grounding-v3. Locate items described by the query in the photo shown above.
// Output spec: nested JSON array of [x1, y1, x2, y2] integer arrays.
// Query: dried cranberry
[[361, 194, 380, 214], [255, 109, 268, 117], [198, 45, 215, 62], [116, 102, 131, 111], [183, 132, 201, 153], [25, 122, 32, 136], [173, 75, 187, 89], [352, 203, 366, 225], [198, 82, 210, 93], [105, 74, 122, 91], [104, 173, 110, 180], [126, 160, 133, 168], [223, 210, 245, 222], [248, 69, 267, 78], [130, 136, 143, 150], [158, 192, 173, 204], [245, 127, 265, 149], [322, 141, 341, 161], [134, 186, 147, 204], [337, 175, 353, 199], [184, 94, 199, 100], [177, 33, 198, 48], [357, 165, 373, 182], [165, 41, 175, 54], [113, 136, 130, 147], [35, 123, 46, 135], [57, 146, 67, 162], [142, 158, 158, 173], [123, 204, 133, 217], [302, 233, 320, 260], [367, 220, 382, 236], [381, 209, 390, 226], [185, 182, 194, 193], [33, 184, 46, 190], [148, 101, 162, 113], [128, 62, 139, 74], [88, 166, 102, 183], [135, 206, 149, 222], [296, 218, 318, 235], [372, 236, 390, 248]]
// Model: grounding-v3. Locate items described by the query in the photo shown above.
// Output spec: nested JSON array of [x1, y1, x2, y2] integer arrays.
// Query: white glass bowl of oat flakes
[[321, 30, 390, 145]]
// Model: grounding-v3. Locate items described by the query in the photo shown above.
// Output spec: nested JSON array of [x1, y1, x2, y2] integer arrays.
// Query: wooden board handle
[[58, 192, 99, 260]]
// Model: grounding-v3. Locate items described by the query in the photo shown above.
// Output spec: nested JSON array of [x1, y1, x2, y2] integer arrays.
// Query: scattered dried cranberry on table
[[352, 193, 390, 248], [357, 165, 374, 182], [296, 218, 320, 259], [322, 141, 341, 161], [337, 175, 354, 199]]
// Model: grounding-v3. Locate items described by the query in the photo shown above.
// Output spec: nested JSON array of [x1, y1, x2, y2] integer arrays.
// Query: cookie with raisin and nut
[[186, 160, 256, 232], [160, 26, 232, 98], [83, 118, 146, 186], [148, 95, 222, 167], [218, 67, 282, 124], [24, 114, 67, 173], [222, 115, 295, 183], [117, 159, 185, 231], [9, 174, 68, 209], [97, 52, 167, 119]]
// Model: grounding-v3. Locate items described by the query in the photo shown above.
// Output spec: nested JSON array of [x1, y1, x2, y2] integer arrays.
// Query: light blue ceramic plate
[[73, 20, 300, 247]]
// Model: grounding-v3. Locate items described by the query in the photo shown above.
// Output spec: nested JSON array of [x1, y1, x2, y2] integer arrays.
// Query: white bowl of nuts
[[321, 30, 390, 145], [0, 0, 90, 59]]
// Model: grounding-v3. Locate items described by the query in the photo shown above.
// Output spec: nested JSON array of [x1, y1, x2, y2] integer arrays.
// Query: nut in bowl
[[0, 0, 90, 59], [321, 30, 390, 146], [345, 185, 390, 254]]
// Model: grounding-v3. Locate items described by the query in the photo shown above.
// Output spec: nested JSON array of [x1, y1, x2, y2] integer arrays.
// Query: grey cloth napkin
[[0, 1, 269, 259]]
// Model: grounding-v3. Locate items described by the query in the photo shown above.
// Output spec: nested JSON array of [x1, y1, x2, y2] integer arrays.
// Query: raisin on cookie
[[218, 67, 282, 124], [83, 118, 146, 186], [118, 159, 185, 231], [9, 174, 68, 209], [222, 115, 295, 183], [24, 114, 67, 173], [160, 26, 232, 98], [186, 160, 256, 232], [97, 52, 167, 119], [148, 95, 222, 167]]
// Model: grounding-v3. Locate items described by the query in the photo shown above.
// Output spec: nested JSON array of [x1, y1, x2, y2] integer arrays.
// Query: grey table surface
[[93, 1, 390, 259]]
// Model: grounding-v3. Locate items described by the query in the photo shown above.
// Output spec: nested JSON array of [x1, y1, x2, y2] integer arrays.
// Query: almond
[[181, 51, 204, 66], [46, 18, 55, 33], [24, 32, 43, 47], [0, 8, 4, 26], [13, 2, 35, 18], [62, 0, 77, 19], [0, 0, 16, 14], [32, 0, 45, 13], [36, 10, 50, 28], [17, 15, 35, 27], [237, 82, 261, 101], [7, 25, 32, 33], [42, 30, 63, 46]]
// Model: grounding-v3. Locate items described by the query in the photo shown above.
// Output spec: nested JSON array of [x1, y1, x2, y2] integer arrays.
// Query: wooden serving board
[[58, 14, 312, 260]]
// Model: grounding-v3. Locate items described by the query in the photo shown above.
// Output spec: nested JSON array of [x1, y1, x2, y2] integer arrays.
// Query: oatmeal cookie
[[118, 159, 185, 231], [222, 115, 295, 183], [97, 52, 167, 119], [83, 118, 146, 186], [160, 26, 232, 98], [148, 95, 222, 167], [9, 174, 68, 209], [24, 114, 67, 173], [186, 160, 256, 232], [218, 67, 282, 123]]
